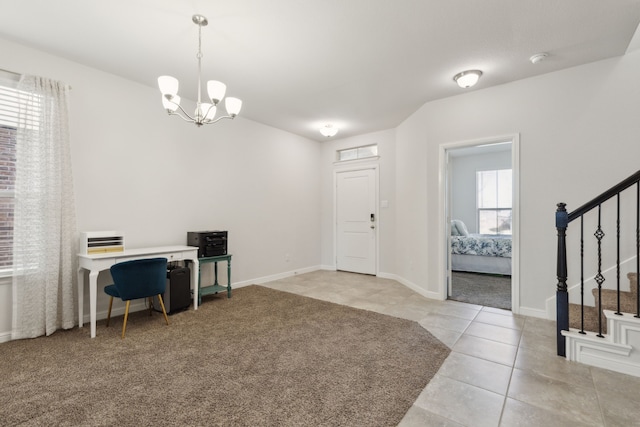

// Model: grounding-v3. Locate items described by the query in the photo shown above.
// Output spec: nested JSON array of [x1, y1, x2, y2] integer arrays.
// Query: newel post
[[556, 202, 569, 356]]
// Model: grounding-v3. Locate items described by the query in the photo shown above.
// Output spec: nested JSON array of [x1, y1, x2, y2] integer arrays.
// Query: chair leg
[[121, 300, 131, 339], [157, 294, 170, 325], [106, 297, 113, 327], [148, 297, 153, 316]]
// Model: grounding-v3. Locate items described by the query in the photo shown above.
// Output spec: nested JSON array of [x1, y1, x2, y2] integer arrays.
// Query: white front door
[[336, 169, 376, 275]]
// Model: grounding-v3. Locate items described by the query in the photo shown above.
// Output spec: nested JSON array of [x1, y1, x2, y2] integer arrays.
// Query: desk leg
[[213, 261, 219, 286], [77, 268, 84, 328], [227, 258, 232, 298], [89, 270, 99, 338], [192, 259, 199, 310]]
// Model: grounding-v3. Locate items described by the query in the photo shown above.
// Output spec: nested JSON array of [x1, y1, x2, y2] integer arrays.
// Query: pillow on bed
[[451, 219, 469, 236], [451, 221, 461, 236]]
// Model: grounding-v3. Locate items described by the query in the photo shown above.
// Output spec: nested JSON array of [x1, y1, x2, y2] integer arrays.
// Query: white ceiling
[[1, 0, 639, 142]]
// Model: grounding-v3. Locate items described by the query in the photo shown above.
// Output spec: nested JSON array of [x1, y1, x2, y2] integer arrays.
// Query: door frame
[[437, 134, 520, 313], [333, 161, 379, 274]]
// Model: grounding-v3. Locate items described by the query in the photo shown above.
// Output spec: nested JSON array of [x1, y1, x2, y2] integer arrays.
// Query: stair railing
[[556, 169, 640, 356]]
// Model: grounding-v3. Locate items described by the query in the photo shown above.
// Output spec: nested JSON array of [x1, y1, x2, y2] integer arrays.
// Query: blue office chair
[[104, 257, 169, 338]]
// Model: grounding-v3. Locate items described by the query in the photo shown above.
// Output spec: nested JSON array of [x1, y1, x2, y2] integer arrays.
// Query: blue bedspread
[[451, 234, 512, 258]]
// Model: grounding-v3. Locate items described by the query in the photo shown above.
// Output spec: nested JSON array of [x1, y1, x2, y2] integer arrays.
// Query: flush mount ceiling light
[[529, 52, 548, 64], [319, 124, 339, 137], [453, 70, 482, 88], [158, 14, 242, 127]]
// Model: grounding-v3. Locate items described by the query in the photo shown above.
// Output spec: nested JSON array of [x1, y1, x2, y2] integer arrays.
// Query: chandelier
[[158, 14, 242, 127]]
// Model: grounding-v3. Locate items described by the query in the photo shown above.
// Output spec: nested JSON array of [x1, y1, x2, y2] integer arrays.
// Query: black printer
[[187, 231, 228, 258]]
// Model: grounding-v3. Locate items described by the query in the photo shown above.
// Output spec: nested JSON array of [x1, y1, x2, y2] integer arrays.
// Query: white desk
[[78, 245, 200, 338]]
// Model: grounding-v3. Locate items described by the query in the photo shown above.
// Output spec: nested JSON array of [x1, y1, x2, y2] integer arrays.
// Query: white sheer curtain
[[12, 75, 77, 339]]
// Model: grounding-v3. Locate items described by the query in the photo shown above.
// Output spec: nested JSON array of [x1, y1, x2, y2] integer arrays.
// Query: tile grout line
[[495, 315, 527, 426], [589, 367, 609, 427]]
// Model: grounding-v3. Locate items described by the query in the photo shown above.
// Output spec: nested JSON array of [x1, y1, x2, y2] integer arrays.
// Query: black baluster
[[556, 203, 569, 356], [594, 204, 605, 338], [616, 193, 621, 315], [580, 216, 586, 334], [637, 182, 639, 319]]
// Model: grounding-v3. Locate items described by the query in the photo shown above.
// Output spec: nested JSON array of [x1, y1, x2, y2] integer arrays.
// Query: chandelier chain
[[196, 22, 203, 106]]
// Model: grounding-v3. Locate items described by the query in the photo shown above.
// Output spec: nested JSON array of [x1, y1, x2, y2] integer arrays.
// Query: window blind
[[0, 73, 19, 272]]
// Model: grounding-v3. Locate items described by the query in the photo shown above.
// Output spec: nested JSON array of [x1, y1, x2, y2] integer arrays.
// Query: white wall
[[0, 37, 322, 338], [450, 149, 512, 234], [5, 36, 640, 339], [395, 50, 640, 315]]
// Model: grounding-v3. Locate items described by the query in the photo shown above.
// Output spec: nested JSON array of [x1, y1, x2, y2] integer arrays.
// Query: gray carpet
[[0, 285, 450, 426], [450, 271, 512, 310]]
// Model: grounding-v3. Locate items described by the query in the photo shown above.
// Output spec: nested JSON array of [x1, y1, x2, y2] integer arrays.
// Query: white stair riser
[[562, 310, 640, 378]]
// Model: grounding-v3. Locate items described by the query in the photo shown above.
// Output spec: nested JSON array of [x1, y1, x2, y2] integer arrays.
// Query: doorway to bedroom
[[443, 138, 517, 311]]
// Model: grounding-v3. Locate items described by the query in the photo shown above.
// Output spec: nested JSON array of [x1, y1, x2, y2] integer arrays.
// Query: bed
[[450, 220, 512, 275]]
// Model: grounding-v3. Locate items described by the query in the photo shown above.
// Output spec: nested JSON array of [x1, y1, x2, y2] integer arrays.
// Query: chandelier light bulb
[[225, 97, 243, 117], [158, 76, 179, 97], [207, 80, 227, 105]]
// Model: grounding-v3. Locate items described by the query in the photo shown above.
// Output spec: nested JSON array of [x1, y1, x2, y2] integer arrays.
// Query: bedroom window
[[477, 169, 512, 235]]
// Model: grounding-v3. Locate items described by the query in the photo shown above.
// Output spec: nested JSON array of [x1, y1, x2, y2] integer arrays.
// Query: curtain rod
[[0, 67, 19, 79], [0, 67, 18, 74], [0, 67, 72, 90]]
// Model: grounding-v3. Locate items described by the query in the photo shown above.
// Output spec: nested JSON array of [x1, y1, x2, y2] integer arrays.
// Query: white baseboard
[[82, 299, 149, 324], [377, 272, 443, 301], [378, 272, 549, 319], [563, 316, 640, 378], [86, 264, 321, 323], [233, 265, 323, 287], [518, 306, 549, 319], [4, 266, 553, 342], [3, 265, 331, 342], [1, 301, 157, 341]]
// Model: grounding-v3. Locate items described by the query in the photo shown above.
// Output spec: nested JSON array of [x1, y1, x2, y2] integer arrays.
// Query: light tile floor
[[260, 270, 640, 427]]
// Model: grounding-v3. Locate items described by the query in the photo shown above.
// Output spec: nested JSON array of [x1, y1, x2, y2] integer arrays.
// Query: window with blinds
[[477, 169, 512, 235], [0, 73, 20, 273]]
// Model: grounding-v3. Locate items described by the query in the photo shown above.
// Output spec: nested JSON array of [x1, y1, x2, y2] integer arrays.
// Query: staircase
[[569, 272, 638, 334], [594, 272, 638, 312], [564, 273, 640, 376], [556, 170, 640, 377], [563, 310, 640, 377]]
